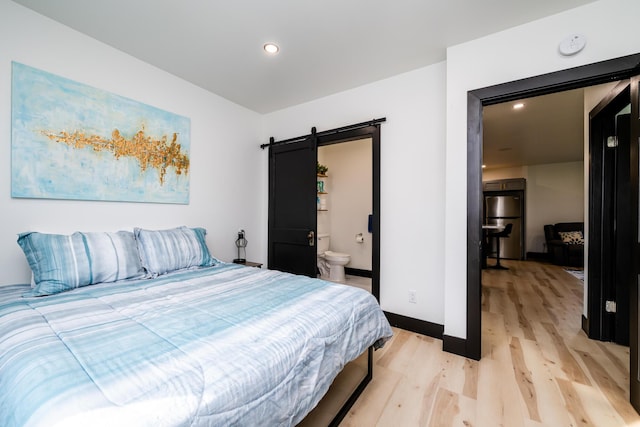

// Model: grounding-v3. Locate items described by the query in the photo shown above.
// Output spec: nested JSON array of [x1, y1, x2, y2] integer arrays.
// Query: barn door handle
[[307, 231, 315, 247]]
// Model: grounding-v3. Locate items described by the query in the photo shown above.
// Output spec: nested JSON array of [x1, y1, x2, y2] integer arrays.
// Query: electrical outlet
[[408, 290, 417, 304]]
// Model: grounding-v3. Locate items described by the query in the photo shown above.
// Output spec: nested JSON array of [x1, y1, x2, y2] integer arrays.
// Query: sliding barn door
[[268, 136, 317, 277]]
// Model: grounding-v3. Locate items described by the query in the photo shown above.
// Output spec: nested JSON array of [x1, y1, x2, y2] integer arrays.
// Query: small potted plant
[[317, 162, 328, 176]]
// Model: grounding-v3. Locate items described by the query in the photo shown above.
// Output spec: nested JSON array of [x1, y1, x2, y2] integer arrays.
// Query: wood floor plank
[[339, 364, 403, 426], [427, 388, 460, 427], [482, 285, 491, 312], [595, 340, 628, 379], [462, 358, 478, 400], [510, 336, 541, 422], [575, 350, 640, 424], [374, 374, 428, 426], [529, 281, 560, 325], [476, 358, 513, 427], [540, 321, 591, 386], [556, 377, 597, 426], [418, 373, 442, 426], [519, 338, 573, 426], [437, 351, 469, 396], [571, 335, 630, 395], [376, 329, 412, 369], [482, 310, 508, 359], [507, 282, 537, 341], [571, 382, 627, 427], [376, 336, 447, 426]]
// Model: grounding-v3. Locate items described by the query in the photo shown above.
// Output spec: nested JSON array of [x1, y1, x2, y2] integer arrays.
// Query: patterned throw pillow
[[18, 231, 147, 296], [134, 226, 218, 276], [558, 230, 584, 244]]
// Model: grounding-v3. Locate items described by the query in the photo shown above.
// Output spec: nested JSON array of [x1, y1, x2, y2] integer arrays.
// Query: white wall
[[0, 1, 266, 284], [527, 162, 584, 253], [265, 63, 447, 324], [445, 0, 640, 339], [318, 139, 373, 270], [484, 162, 585, 254]]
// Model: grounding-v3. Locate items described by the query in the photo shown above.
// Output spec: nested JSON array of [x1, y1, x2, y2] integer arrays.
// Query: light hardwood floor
[[339, 259, 640, 426]]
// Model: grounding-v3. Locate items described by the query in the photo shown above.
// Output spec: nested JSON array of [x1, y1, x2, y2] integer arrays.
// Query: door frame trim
[[464, 53, 640, 361], [628, 74, 640, 412]]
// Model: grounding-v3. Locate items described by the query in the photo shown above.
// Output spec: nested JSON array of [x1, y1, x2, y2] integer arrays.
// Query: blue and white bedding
[[0, 263, 392, 427]]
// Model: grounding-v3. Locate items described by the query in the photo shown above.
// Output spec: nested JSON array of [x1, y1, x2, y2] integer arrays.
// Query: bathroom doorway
[[267, 121, 381, 301], [318, 138, 373, 293]]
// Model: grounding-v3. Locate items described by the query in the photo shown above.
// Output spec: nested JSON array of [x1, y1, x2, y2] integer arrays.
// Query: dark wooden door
[[628, 74, 640, 412], [588, 81, 632, 345], [268, 135, 317, 277]]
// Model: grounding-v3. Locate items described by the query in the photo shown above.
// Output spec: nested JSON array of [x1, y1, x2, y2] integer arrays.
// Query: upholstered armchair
[[543, 222, 584, 267]]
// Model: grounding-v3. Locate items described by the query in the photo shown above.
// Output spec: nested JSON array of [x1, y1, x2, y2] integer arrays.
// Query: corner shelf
[[317, 174, 328, 211]]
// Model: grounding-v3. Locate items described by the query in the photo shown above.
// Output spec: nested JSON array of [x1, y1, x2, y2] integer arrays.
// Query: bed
[[0, 227, 392, 426]]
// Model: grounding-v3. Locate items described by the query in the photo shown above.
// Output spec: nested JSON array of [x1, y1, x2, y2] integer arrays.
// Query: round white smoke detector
[[559, 34, 587, 56]]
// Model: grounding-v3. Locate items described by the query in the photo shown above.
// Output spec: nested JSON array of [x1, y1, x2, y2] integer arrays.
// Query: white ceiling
[[13, 0, 597, 114], [483, 88, 587, 170]]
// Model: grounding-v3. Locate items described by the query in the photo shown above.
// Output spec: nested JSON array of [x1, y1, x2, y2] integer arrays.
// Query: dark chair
[[544, 222, 584, 267], [487, 223, 513, 270]]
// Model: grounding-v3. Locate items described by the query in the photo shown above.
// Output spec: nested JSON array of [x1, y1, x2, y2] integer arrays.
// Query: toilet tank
[[317, 233, 330, 254]]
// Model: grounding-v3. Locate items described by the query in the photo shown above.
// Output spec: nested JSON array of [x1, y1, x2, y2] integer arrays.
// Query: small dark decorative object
[[234, 229, 247, 263]]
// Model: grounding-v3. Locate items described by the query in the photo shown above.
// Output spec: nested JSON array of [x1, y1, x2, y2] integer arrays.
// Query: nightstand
[[233, 260, 263, 268]]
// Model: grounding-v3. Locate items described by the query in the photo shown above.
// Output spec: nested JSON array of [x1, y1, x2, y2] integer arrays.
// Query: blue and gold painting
[[11, 62, 191, 204]]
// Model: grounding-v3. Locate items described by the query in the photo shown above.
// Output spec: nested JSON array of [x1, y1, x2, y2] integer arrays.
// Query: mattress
[[0, 263, 392, 426]]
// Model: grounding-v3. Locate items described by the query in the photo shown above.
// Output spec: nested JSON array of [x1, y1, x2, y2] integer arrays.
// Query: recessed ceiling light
[[263, 43, 280, 54], [513, 103, 524, 110]]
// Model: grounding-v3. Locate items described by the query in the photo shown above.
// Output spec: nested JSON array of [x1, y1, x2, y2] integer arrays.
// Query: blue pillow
[[18, 231, 147, 296], [134, 226, 217, 276]]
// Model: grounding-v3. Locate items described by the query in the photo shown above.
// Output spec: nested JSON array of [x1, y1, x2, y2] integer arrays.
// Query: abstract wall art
[[11, 62, 191, 204]]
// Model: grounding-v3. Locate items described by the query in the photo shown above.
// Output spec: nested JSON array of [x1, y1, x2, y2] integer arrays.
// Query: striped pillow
[[18, 231, 146, 296], [134, 226, 217, 276]]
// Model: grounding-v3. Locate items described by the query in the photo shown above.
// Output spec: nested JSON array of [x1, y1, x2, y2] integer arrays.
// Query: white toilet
[[317, 233, 350, 282]]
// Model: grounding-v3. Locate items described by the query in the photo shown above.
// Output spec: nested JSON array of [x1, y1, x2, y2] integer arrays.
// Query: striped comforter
[[0, 263, 392, 426]]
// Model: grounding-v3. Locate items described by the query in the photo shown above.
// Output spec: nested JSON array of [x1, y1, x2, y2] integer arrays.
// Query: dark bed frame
[[328, 347, 373, 426], [299, 346, 373, 426]]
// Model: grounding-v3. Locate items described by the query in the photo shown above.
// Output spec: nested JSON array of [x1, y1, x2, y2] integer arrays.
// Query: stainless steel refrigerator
[[484, 193, 524, 260]]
